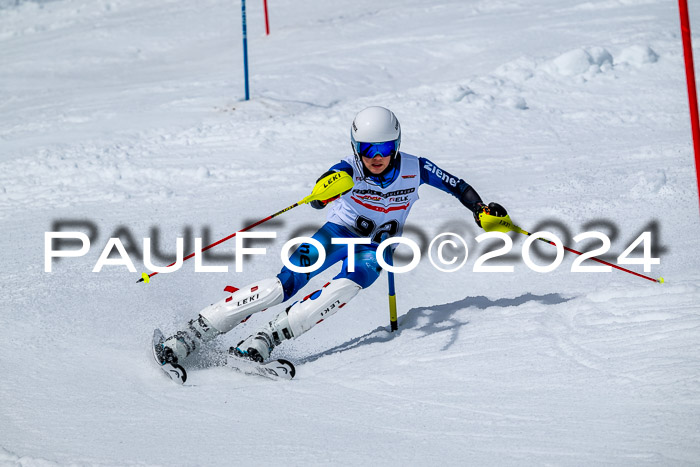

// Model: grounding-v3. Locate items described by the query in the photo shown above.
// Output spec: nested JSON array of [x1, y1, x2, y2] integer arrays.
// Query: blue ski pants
[[276, 222, 381, 301]]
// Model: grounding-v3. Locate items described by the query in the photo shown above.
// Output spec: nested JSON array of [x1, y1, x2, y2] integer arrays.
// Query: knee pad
[[287, 278, 361, 337]]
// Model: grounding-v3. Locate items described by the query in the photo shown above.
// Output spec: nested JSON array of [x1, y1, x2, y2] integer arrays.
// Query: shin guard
[[200, 277, 285, 334], [234, 278, 361, 362], [286, 278, 361, 337]]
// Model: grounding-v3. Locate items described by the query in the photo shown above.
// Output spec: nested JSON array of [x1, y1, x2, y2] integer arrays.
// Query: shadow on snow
[[297, 292, 571, 364]]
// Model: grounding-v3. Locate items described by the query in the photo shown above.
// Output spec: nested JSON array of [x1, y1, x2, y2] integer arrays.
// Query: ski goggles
[[355, 140, 399, 158]]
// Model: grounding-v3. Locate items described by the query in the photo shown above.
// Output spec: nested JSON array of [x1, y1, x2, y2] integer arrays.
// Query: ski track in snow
[[1, 0, 700, 465]]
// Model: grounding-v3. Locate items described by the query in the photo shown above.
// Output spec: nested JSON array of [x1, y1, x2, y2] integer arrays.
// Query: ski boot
[[233, 278, 361, 362], [233, 309, 293, 362], [160, 314, 220, 364]]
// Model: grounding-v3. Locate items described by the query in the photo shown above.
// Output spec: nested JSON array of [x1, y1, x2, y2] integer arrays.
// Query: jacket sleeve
[[418, 157, 484, 212]]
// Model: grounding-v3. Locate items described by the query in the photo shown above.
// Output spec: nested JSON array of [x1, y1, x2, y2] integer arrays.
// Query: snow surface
[[2, 0, 700, 465]]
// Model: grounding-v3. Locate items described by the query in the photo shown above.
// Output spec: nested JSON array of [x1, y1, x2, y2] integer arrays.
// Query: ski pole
[[138, 171, 354, 283], [382, 238, 398, 332], [479, 212, 664, 284]]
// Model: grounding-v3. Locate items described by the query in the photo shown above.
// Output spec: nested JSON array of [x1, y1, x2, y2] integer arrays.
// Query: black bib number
[[355, 216, 399, 243]]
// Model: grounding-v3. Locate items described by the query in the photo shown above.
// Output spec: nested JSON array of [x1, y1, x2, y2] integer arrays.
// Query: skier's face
[[362, 154, 391, 174]]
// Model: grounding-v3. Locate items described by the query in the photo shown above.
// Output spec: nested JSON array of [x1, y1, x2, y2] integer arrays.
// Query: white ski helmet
[[350, 106, 401, 161]]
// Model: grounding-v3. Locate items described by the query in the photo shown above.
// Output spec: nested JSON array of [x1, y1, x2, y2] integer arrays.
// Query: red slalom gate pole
[[679, 0, 700, 213], [263, 0, 270, 35]]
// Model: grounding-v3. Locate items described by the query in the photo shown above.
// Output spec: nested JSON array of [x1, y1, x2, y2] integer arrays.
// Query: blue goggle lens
[[356, 141, 397, 158]]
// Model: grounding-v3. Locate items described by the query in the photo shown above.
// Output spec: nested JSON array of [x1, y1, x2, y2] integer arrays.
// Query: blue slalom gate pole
[[241, 0, 250, 100]]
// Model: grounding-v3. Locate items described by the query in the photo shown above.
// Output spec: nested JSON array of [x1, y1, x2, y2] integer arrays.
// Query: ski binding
[[152, 328, 187, 384], [225, 349, 296, 380]]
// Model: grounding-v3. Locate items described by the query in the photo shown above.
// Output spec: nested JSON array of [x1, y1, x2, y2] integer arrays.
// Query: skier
[[156, 106, 506, 366]]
